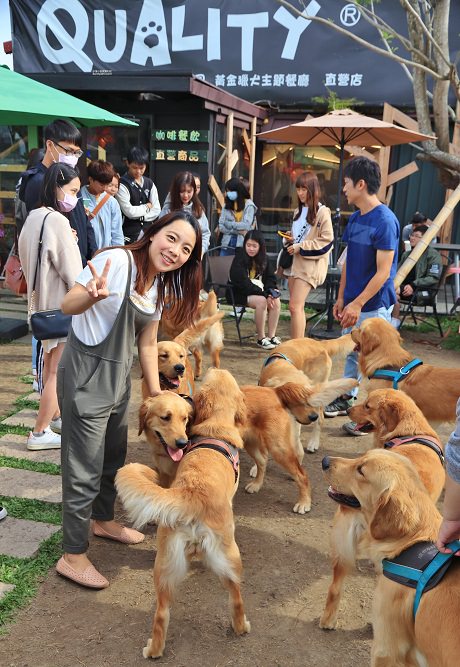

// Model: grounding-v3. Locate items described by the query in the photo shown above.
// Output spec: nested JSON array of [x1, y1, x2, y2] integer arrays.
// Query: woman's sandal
[[56, 556, 109, 589], [91, 521, 145, 545]]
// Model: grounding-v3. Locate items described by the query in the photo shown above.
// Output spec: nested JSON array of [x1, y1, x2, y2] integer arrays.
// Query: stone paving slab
[[25, 392, 40, 402], [0, 582, 15, 600], [0, 517, 60, 558], [0, 467, 62, 503], [2, 409, 37, 429], [0, 434, 60, 464]]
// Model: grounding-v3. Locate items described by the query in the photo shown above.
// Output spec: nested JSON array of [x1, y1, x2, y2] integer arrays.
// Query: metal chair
[[399, 264, 449, 337], [203, 247, 252, 345]]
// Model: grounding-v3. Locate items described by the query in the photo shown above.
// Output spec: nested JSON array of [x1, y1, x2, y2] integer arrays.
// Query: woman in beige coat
[[19, 163, 82, 450], [285, 172, 334, 338]]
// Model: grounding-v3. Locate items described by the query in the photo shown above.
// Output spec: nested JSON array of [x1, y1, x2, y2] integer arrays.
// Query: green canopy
[[0, 66, 137, 127]]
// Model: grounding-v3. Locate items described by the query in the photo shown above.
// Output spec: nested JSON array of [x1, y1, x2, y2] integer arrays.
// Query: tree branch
[[400, 0, 452, 70]]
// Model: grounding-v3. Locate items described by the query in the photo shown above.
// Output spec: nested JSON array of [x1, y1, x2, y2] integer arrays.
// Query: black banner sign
[[10, 0, 460, 106]]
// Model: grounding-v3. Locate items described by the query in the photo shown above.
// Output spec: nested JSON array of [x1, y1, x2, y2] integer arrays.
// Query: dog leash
[[369, 358, 423, 389]]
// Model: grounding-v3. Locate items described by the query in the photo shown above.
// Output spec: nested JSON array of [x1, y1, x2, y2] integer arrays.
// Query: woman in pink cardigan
[[19, 163, 82, 450], [285, 172, 334, 338]]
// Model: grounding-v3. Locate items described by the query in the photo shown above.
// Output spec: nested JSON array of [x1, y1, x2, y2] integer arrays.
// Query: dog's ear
[[234, 390, 248, 425], [377, 399, 399, 434], [360, 324, 381, 356], [193, 386, 214, 423], [275, 382, 311, 408], [369, 482, 419, 541], [138, 400, 151, 436]]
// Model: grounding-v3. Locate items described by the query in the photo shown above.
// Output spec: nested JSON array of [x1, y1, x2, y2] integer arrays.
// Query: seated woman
[[392, 224, 443, 328], [228, 230, 281, 350]]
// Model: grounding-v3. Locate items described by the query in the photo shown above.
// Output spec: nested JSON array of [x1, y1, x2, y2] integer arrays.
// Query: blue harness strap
[[262, 352, 293, 368], [382, 540, 460, 617], [370, 358, 423, 389]]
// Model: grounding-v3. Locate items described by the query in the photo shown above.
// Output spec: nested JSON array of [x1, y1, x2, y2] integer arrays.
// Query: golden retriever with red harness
[[116, 369, 250, 659]]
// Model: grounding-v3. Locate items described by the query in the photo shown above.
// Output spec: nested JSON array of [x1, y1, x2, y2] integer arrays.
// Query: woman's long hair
[[169, 171, 204, 219], [40, 162, 80, 213], [101, 210, 202, 327], [224, 177, 248, 212], [293, 172, 321, 225], [242, 230, 267, 276]]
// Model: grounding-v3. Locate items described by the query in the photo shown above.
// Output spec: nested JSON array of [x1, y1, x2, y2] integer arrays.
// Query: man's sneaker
[[50, 417, 62, 434], [0, 506, 7, 521], [324, 396, 353, 418], [257, 337, 276, 350], [270, 336, 282, 346], [27, 427, 61, 450], [342, 421, 373, 436], [32, 379, 40, 393]]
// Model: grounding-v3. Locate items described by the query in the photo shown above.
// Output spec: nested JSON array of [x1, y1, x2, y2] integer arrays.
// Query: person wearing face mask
[[218, 177, 257, 256], [160, 171, 210, 254], [18, 163, 83, 450], [18, 119, 97, 266], [81, 160, 124, 249]]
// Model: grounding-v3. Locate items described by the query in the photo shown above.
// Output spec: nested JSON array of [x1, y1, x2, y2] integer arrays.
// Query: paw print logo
[[142, 22, 163, 49]]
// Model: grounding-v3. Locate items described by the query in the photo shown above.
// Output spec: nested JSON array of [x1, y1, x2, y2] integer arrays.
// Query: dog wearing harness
[[384, 434, 445, 467], [185, 436, 239, 483]]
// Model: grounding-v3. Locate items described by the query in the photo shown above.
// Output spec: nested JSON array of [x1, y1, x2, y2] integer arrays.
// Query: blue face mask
[[226, 191, 238, 201]]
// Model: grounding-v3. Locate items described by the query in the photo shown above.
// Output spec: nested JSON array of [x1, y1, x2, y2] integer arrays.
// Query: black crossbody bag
[[29, 212, 72, 341]]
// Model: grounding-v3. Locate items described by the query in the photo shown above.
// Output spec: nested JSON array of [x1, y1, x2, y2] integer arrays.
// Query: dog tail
[[175, 311, 225, 349], [115, 463, 193, 529], [320, 333, 355, 357], [200, 289, 218, 316]]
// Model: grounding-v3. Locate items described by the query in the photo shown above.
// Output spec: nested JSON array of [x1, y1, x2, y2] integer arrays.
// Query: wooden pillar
[[249, 116, 257, 197], [225, 113, 234, 182]]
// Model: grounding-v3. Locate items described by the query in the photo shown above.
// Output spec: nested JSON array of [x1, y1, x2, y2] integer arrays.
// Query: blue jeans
[[220, 247, 236, 257], [343, 306, 393, 398]]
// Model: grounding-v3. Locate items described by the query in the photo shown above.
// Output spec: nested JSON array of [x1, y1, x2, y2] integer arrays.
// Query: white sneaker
[[270, 336, 282, 346], [50, 417, 62, 434], [0, 506, 7, 521], [27, 427, 61, 450], [32, 379, 40, 393], [257, 337, 276, 350]]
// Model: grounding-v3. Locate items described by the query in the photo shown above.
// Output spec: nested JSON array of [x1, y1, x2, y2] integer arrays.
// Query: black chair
[[203, 246, 253, 345], [399, 264, 449, 337]]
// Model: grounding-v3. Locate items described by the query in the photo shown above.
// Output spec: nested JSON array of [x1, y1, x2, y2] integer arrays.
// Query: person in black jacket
[[18, 119, 97, 266], [228, 230, 281, 350]]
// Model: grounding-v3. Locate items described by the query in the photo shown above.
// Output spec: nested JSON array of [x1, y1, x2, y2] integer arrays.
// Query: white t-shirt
[[292, 206, 311, 242], [72, 249, 162, 345]]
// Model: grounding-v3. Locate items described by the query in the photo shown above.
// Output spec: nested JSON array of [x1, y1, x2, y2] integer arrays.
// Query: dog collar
[[384, 435, 444, 467], [369, 358, 423, 389], [186, 436, 239, 482], [382, 540, 460, 617], [262, 352, 293, 368]]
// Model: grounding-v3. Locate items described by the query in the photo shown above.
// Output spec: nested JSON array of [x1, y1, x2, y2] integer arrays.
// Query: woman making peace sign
[[56, 210, 202, 589]]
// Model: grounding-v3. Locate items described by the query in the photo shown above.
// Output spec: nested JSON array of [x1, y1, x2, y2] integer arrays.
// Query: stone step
[[0, 433, 60, 464], [0, 467, 62, 503], [0, 582, 15, 601], [2, 408, 37, 429], [25, 392, 40, 402], [0, 516, 60, 558]]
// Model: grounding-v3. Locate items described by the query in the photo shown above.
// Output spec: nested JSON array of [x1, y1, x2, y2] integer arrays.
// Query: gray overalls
[[57, 250, 154, 554]]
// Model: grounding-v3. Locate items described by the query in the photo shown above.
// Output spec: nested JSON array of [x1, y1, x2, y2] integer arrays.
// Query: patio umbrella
[[257, 108, 434, 216], [0, 66, 137, 127]]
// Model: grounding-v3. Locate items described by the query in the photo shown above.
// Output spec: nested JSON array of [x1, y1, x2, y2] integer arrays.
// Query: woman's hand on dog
[[436, 518, 460, 555]]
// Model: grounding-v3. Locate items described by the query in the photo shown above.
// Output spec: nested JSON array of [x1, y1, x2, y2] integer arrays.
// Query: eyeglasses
[[409, 234, 422, 238], [52, 141, 83, 158]]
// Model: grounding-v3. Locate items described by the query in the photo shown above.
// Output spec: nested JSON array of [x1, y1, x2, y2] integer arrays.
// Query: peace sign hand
[[86, 258, 111, 300]]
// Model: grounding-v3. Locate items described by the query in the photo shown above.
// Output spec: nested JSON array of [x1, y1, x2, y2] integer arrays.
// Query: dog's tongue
[[167, 446, 184, 462], [170, 378, 181, 387]]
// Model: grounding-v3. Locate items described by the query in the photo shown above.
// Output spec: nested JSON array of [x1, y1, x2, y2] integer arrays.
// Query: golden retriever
[[320, 388, 445, 630], [138, 393, 194, 488], [352, 317, 460, 423], [115, 369, 250, 659], [142, 310, 224, 398], [322, 449, 460, 667], [241, 378, 360, 513], [259, 335, 356, 452], [160, 289, 224, 378]]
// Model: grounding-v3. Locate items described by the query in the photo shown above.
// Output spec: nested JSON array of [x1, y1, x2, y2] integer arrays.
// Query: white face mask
[[58, 153, 79, 169]]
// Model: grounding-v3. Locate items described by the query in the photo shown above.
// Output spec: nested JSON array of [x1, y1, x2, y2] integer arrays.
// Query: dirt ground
[[0, 319, 457, 667]]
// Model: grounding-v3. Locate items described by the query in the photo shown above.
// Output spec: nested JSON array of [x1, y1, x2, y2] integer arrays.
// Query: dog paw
[[319, 613, 338, 630], [143, 638, 163, 659], [306, 440, 320, 453], [249, 464, 258, 478], [293, 500, 311, 514], [232, 616, 251, 635], [245, 480, 261, 494]]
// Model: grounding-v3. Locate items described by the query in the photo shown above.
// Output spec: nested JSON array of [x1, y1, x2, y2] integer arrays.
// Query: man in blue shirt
[[324, 157, 400, 434]]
